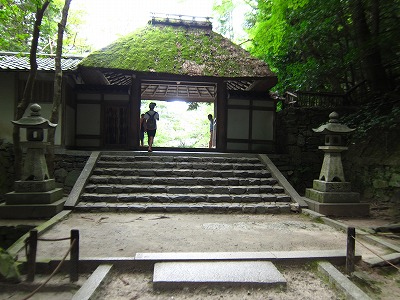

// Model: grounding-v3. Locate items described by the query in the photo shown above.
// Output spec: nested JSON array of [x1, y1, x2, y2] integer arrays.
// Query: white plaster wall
[[252, 110, 274, 140], [227, 142, 249, 151], [227, 109, 249, 139], [0, 72, 64, 145], [77, 93, 101, 101], [76, 138, 100, 147], [253, 100, 274, 108], [104, 94, 129, 101], [76, 104, 101, 135], [65, 105, 76, 147], [0, 72, 16, 143], [228, 99, 250, 106]]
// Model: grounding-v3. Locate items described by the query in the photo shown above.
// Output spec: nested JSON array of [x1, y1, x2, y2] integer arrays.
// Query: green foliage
[[141, 100, 214, 148], [212, 0, 256, 44], [212, 0, 235, 39], [0, 0, 90, 54], [247, 0, 400, 94], [341, 93, 400, 140], [0, 247, 21, 283]]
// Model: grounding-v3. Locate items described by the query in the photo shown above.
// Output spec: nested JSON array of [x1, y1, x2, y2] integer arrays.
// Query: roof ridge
[[149, 13, 213, 30]]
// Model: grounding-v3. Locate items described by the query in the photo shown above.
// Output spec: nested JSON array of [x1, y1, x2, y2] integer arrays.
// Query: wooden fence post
[[26, 229, 38, 282], [346, 227, 355, 274], [70, 229, 79, 282]]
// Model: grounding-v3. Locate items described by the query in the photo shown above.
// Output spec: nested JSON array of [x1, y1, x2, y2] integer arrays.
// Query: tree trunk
[[12, 1, 50, 180], [350, 0, 389, 92], [47, 0, 72, 177]]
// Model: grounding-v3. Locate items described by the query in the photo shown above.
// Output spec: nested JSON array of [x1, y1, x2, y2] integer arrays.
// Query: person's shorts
[[140, 130, 145, 140], [147, 129, 156, 137]]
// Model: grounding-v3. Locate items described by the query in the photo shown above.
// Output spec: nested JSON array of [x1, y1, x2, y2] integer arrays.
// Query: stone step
[[92, 168, 272, 178], [84, 184, 285, 195], [76, 153, 294, 214], [96, 160, 266, 170], [99, 155, 261, 164], [88, 175, 278, 186], [79, 193, 291, 203], [152, 261, 287, 290], [75, 202, 292, 213]]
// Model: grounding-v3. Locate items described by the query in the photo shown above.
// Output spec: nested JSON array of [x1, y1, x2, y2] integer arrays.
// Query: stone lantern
[[0, 104, 65, 219], [12, 103, 56, 181], [304, 112, 369, 216]]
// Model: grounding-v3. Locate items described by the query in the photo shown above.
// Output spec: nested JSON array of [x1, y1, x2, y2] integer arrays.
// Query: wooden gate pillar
[[216, 80, 227, 151], [129, 76, 141, 149]]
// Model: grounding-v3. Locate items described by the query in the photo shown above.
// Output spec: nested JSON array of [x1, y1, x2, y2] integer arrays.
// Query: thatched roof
[[80, 19, 275, 79]]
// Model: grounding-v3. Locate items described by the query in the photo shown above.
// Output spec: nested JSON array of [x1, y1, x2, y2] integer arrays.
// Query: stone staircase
[[74, 152, 295, 213]]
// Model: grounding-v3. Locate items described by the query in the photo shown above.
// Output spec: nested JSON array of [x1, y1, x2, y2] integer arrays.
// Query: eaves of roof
[[0, 51, 83, 71]]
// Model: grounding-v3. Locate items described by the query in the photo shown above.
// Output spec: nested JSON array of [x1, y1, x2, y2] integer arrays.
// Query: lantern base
[[305, 179, 360, 203], [0, 198, 66, 219], [2, 178, 65, 219], [14, 179, 56, 193], [305, 188, 360, 203], [302, 197, 369, 217], [5, 188, 63, 205], [311, 180, 352, 193]]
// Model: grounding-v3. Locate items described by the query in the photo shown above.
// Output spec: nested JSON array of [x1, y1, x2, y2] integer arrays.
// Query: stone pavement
[[153, 261, 287, 290]]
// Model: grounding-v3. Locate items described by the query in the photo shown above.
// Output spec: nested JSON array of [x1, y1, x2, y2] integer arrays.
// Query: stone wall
[[53, 150, 90, 195], [0, 225, 34, 249], [344, 129, 400, 219], [276, 107, 400, 220], [0, 140, 15, 200], [275, 107, 339, 192], [0, 141, 89, 200]]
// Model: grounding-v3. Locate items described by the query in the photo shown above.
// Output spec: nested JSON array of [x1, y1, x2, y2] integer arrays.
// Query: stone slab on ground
[[72, 264, 113, 300], [153, 261, 287, 290], [363, 252, 400, 267], [136, 249, 361, 265], [318, 261, 372, 300]]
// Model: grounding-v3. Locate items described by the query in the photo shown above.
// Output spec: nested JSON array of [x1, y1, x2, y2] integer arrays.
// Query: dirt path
[[5, 212, 398, 300], [27, 212, 386, 260]]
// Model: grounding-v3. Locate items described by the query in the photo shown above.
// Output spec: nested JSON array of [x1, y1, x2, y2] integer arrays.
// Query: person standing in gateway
[[144, 102, 159, 152]]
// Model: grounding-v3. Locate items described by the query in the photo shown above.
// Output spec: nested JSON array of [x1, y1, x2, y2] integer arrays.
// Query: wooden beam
[[129, 76, 141, 149], [216, 80, 227, 151]]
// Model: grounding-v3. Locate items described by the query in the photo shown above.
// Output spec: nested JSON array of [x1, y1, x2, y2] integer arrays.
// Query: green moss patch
[[80, 25, 272, 78]]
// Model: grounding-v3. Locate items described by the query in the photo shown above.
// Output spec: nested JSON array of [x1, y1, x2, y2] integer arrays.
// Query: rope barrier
[[24, 235, 71, 257], [22, 238, 77, 300], [352, 235, 400, 271], [37, 237, 71, 242]]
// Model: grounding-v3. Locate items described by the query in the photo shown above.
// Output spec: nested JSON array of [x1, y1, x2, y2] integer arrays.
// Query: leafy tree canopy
[[0, 0, 89, 54], [242, 0, 400, 94]]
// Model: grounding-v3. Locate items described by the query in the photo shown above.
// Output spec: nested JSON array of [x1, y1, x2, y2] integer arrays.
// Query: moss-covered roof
[[80, 23, 275, 78]]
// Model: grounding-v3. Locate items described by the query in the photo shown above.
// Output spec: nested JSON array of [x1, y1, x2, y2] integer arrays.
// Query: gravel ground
[[23, 212, 387, 260], [2, 212, 397, 299], [95, 265, 343, 300]]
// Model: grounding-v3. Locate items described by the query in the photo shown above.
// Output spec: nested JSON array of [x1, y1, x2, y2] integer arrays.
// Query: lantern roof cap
[[313, 112, 355, 134], [12, 103, 57, 128]]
